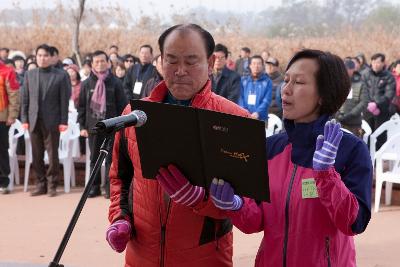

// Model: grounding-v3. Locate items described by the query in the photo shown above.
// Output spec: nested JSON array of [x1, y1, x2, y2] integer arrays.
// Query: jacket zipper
[[325, 237, 331, 267], [283, 164, 298, 267], [160, 198, 171, 267]]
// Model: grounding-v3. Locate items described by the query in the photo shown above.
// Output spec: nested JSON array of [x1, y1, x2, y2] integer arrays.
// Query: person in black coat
[[123, 45, 155, 100], [78, 50, 127, 198], [211, 44, 241, 103]]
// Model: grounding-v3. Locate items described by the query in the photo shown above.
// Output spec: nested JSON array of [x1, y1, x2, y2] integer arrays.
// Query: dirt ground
[[1, 185, 399, 267]]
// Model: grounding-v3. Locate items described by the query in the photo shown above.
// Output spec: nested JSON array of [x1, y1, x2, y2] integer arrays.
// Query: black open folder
[[131, 99, 270, 202]]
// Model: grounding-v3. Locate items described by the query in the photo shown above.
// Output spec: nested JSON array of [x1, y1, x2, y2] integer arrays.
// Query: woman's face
[[115, 66, 126, 78], [281, 58, 321, 123], [67, 68, 78, 81]]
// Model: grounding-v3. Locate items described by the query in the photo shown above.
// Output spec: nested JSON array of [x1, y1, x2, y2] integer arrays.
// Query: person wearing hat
[[336, 58, 368, 137], [265, 57, 284, 118]]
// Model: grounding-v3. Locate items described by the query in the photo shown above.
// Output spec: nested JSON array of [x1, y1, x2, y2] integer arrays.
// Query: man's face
[[139, 47, 153, 64], [213, 51, 226, 71], [109, 47, 118, 55], [51, 53, 59, 65], [240, 50, 249, 58], [92, 54, 109, 73], [371, 57, 385, 73], [0, 50, 8, 59], [250, 58, 264, 76], [265, 63, 277, 75], [162, 30, 214, 100], [36, 49, 51, 68]]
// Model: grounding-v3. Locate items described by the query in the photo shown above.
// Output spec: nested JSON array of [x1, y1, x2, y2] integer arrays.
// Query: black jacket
[[211, 66, 241, 103], [362, 68, 396, 118], [336, 72, 368, 126], [21, 67, 71, 131], [78, 72, 128, 131], [123, 63, 156, 100]]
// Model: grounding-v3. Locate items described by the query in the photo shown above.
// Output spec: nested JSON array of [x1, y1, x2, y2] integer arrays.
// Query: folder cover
[[131, 99, 270, 202]]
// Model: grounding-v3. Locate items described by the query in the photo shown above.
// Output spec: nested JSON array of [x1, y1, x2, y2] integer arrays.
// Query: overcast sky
[[1, 0, 283, 15]]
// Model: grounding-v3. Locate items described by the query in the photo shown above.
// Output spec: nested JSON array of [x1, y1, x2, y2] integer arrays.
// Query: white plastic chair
[[23, 130, 32, 192], [266, 114, 282, 137], [7, 120, 25, 191], [374, 132, 400, 212], [361, 120, 372, 144], [369, 115, 400, 166]]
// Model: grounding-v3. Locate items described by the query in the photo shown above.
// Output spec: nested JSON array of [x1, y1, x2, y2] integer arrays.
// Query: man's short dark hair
[[110, 45, 119, 50], [49, 46, 59, 56], [286, 49, 350, 116], [158, 24, 215, 58], [241, 47, 251, 54], [4, 59, 15, 67], [371, 53, 385, 62], [0, 47, 10, 53], [91, 50, 109, 62], [250, 55, 264, 65], [214, 43, 228, 58], [36, 44, 52, 55], [140, 44, 153, 55]]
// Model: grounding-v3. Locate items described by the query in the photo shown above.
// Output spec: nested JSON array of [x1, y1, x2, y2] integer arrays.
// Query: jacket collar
[[284, 114, 330, 147], [147, 80, 212, 108]]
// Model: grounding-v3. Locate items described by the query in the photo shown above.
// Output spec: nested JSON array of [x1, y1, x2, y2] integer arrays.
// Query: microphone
[[91, 110, 147, 134]]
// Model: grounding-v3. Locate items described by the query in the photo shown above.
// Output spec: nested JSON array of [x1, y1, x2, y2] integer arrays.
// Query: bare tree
[[71, 0, 86, 67]]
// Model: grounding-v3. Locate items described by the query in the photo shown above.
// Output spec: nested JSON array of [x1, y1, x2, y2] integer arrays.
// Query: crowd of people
[[0, 22, 398, 266]]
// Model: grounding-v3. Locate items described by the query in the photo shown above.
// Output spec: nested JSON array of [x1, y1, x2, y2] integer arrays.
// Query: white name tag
[[133, 82, 143, 95], [248, 94, 256, 105], [347, 88, 353, 99]]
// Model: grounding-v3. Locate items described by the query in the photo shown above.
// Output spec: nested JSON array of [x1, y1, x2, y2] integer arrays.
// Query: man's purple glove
[[313, 119, 343, 170], [156, 164, 205, 207], [106, 219, 131, 253], [210, 178, 243, 211]]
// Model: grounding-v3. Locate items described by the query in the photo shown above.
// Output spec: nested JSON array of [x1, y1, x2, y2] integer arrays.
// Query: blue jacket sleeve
[[256, 79, 272, 120], [238, 78, 246, 109]]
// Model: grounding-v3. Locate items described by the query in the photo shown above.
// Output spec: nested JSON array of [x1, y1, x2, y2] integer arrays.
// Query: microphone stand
[[48, 132, 114, 267]]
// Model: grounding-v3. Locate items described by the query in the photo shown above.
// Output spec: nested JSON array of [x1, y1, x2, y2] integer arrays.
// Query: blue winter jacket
[[239, 73, 272, 121]]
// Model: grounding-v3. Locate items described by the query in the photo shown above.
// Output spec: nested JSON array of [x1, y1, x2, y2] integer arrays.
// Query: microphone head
[[133, 110, 147, 127]]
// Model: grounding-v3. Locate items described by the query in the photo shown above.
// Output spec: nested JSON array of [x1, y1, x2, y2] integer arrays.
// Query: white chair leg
[[8, 158, 15, 191], [70, 164, 76, 187], [24, 162, 30, 192], [385, 182, 393, 205], [63, 162, 71, 193], [374, 179, 383, 212], [14, 158, 20, 185]]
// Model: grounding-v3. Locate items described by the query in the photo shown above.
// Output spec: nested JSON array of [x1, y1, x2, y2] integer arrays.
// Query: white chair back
[[7, 119, 25, 190], [266, 114, 282, 137], [361, 120, 372, 144], [374, 132, 400, 212]]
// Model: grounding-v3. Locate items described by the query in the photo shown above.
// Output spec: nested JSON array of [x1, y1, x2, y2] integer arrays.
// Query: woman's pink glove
[[106, 219, 131, 253], [156, 164, 205, 207], [367, 102, 380, 115]]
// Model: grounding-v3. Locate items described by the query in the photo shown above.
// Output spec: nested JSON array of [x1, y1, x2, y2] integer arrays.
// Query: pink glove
[[106, 219, 131, 253], [367, 102, 380, 115], [156, 164, 205, 207]]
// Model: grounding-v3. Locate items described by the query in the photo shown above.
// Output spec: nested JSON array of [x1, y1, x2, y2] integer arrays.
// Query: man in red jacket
[[0, 59, 20, 194], [106, 24, 249, 267]]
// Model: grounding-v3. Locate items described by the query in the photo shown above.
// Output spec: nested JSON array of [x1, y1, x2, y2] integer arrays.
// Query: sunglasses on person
[[125, 59, 134, 63]]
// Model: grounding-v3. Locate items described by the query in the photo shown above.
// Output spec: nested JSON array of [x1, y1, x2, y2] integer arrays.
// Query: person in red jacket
[[106, 24, 249, 267], [0, 59, 20, 194]]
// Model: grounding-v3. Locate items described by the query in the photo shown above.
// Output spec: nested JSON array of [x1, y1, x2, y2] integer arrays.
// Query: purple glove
[[156, 164, 205, 207], [106, 219, 131, 253], [313, 119, 343, 170], [210, 178, 243, 211]]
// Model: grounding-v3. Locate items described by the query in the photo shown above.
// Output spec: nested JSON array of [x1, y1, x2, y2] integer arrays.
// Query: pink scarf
[[90, 69, 109, 119]]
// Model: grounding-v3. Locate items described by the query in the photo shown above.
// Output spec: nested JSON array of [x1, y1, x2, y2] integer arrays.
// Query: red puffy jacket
[[108, 80, 250, 267]]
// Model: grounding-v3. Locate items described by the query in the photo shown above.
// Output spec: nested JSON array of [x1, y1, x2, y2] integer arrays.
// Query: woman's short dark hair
[[158, 24, 215, 58], [286, 49, 351, 116]]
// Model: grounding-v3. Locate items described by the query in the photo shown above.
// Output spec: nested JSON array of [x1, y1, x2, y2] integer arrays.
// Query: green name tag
[[302, 178, 319, 199]]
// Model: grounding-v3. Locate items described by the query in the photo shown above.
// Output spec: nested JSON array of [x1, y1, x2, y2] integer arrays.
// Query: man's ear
[[208, 54, 215, 75]]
